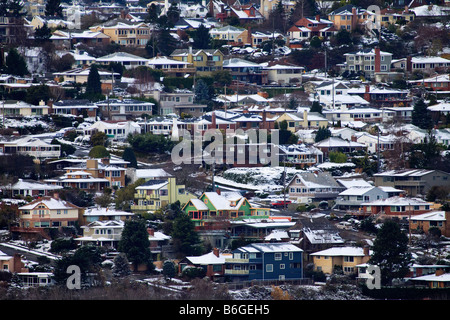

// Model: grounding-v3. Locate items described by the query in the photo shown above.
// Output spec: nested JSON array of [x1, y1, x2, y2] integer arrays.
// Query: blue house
[[225, 243, 303, 282]]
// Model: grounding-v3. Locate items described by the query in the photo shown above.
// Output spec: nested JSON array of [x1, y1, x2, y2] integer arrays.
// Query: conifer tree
[[112, 253, 132, 278]]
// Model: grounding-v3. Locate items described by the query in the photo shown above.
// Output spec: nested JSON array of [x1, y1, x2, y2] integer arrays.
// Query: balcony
[[225, 269, 249, 275], [225, 258, 249, 263]]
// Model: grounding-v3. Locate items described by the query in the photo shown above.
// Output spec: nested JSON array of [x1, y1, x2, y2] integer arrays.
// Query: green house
[[182, 191, 270, 227]]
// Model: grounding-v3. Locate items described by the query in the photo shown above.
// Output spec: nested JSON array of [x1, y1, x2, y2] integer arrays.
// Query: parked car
[[271, 200, 292, 208]]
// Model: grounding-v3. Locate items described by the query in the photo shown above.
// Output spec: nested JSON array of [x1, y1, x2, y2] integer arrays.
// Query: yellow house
[[378, 7, 415, 27], [328, 5, 375, 32], [131, 177, 196, 212], [170, 48, 224, 76], [310, 246, 371, 275], [90, 21, 152, 47], [275, 110, 329, 132]]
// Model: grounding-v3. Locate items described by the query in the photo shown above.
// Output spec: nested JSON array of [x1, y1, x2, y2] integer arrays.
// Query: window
[[266, 264, 273, 272], [280, 264, 285, 270], [275, 253, 282, 261]]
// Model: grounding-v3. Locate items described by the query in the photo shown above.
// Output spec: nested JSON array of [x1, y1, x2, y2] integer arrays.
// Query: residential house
[[354, 132, 396, 153], [0, 16, 26, 45], [227, 4, 264, 24], [347, 85, 411, 108], [313, 136, 367, 158], [409, 74, 450, 92], [259, 0, 296, 19], [90, 21, 152, 46], [209, 25, 248, 46], [66, 158, 128, 188], [0, 100, 49, 117], [291, 215, 345, 261], [287, 171, 344, 204], [81, 206, 135, 224], [342, 48, 393, 78], [327, 5, 375, 32], [224, 242, 303, 282], [147, 56, 196, 78], [51, 99, 98, 118], [17, 195, 82, 229], [310, 246, 371, 275], [277, 144, 324, 168], [170, 48, 224, 76], [287, 25, 311, 42], [83, 120, 141, 140], [322, 107, 394, 123], [178, 248, 229, 280], [1, 179, 63, 198], [132, 177, 196, 212], [410, 270, 450, 288], [334, 186, 389, 212], [392, 56, 450, 75], [373, 169, 450, 196], [182, 190, 270, 227], [0, 251, 28, 273], [0, 136, 61, 159], [54, 67, 121, 85], [96, 52, 149, 69], [264, 63, 304, 85], [149, 89, 206, 117], [361, 196, 433, 219], [44, 170, 109, 192], [147, 227, 172, 260], [223, 58, 268, 85], [76, 220, 124, 248], [291, 15, 336, 38], [94, 99, 155, 120], [409, 211, 450, 237], [275, 110, 329, 132], [378, 7, 415, 27]]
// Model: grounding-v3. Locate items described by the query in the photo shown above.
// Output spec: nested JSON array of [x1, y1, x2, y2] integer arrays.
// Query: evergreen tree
[[4, 48, 28, 76], [45, 0, 63, 17], [194, 79, 210, 103], [34, 23, 52, 43], [166, 2, 180, 27], [314, 126, 331, 142], [162, 260, 176, 280], [118, 219, 153, 272], [156, 28, 177, 56], [122, 147, 137, 168], [412, 98, 432, 130], [369, 220, 412, 286], [310, 101, 322, 114], [88, 145, 110, 158], [193, 24, 210, 49], [172, 213, 203, 257], [112, 253, 132, 278], [146, 3, 160, 23], [85, 65, 102, 100]]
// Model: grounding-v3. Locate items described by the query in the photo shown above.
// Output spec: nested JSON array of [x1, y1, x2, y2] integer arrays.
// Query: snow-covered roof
[[186, 251, 227, 265], [361, 196, 431, 207], [238, 242, 302, 253], [83, 207, 134, 217], [409, 211, 446, 222], [310, 246, 370, 257], [19, 197, 79, 210]]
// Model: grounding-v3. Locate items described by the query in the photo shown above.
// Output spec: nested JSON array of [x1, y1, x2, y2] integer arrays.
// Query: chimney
[[101, 157, 110, 165], [213, 248, 220, 257], [53, 192, 59, 200], [363, 245, 370, 257], [147, 228, 155, 236], [247, 26, 252, 45], [351, 135, 357, 142], [211, 111, 216, 129], [406, 56, 412, 72], [316, 14, 320, 22], [374, 47, 381, 73], [404, 5, 409, 13], [216, 188, 221, 195], [13, 253, 24, 273], [363, 85, 371, 102], [436, 269, 445, 277]]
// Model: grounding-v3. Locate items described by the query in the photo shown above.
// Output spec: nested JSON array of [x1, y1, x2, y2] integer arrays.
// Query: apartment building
[[343, 48, 393, 78]]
